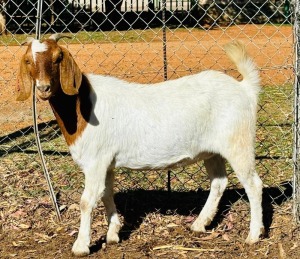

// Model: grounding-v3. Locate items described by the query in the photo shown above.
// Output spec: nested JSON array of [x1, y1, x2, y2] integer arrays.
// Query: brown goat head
[[16, 35, 82, 101]]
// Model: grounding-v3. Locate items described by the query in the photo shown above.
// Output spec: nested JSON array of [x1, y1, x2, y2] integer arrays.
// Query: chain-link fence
[[0, 0, 298, 232]]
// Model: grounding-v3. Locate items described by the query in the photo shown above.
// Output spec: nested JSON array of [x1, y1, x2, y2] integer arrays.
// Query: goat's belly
[[115, 152, 214, 170]]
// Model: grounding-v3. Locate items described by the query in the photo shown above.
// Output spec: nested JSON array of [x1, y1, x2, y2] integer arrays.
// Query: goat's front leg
[[102, 169, 121, 244], [72, 162, 109, 257]]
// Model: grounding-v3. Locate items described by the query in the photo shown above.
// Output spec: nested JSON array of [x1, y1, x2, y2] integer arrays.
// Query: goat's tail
[[224, 41, 260, 95]]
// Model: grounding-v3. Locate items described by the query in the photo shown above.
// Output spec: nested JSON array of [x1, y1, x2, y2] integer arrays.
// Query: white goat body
[[71, 70, 258, 170], [17, 36, 264, 257]]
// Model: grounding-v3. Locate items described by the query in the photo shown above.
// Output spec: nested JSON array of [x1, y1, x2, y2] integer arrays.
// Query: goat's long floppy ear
[[60, 47, 82, 96], [16, 55, 33, 101]]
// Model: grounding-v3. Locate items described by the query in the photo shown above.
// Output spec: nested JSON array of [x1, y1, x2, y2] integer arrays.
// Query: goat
[[16, 34, 264, 256]]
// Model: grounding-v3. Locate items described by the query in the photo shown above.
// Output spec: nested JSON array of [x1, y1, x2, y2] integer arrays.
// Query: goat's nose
[[37, 85, 50, 92]]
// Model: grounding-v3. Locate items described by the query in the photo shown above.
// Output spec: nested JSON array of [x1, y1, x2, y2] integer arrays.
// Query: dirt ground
[[0, 24, 299, 258], [0, 187, 299, 259]]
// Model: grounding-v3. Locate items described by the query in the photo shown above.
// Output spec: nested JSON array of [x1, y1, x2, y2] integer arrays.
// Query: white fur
[[70, 71, 258, 170], [36, 79, 41, 87], [24, 40, 264, 256], [31, 40, 48, 64], [69, 42, 264, 256]]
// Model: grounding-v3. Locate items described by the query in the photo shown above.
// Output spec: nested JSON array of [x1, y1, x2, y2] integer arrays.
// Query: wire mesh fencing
[[0, 0, 298, 226]]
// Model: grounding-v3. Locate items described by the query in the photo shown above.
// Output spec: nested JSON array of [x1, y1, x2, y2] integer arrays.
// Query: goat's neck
[[49, 75, 92, 146]]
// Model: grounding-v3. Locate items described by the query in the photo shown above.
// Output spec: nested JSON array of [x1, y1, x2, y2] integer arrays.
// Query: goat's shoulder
[[85, 73, 140, 94]]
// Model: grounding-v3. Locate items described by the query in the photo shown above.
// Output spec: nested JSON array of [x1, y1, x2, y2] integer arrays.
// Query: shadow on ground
[[90, 181, 292, 254]]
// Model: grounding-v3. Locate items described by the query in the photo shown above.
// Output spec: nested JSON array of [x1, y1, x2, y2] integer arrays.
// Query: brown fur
[[16, 40, 82, 100], [16, 45, 34, 101], [16, 39, 93, 146], [49, 75, 95, 146]]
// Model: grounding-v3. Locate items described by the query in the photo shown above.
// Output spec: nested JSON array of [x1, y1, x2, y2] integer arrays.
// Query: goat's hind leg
[[101, 169, 121, 244], [72, 163, 109, 257], [226, 151, 264, 244], [191, 154, 228, 232]]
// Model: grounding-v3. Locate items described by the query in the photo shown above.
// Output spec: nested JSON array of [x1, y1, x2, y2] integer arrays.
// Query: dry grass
[[0, 173, 299, 258], [0, 141, 299, 258]]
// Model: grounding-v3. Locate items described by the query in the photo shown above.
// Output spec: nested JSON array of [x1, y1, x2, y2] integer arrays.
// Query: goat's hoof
[[245, 227, 265, 244], [245, 235, 259, 245], [190, 221, 206, 233], [106, 223, 121, 244], [72, 240, 90, 257], [106, 232, 120, 244]]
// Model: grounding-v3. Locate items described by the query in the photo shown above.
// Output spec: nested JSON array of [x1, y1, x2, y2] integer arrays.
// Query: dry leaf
[[55, 227, 65, 233], [11, 209, 27, 219], [200, 231, 221, 241], [222, 233, 230, 241], [34, 232, 52, 243], [35, 232, 51, 239], [19, 223, 31, 229], [184, 216, 196, 223], [68, 230, 78, 236], [68, 204, 80, 211], [290, 242, 298, 250], [166, 223, 179, 228], [27, 250, 37, 253], [12, 241, 26, 247], [11, 225, 20, 231], [0, 201, 10, 207], [278, 243, 286, 259]]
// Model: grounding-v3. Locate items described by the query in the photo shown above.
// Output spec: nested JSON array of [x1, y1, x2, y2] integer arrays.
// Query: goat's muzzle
[[36, 84, 52, 100]]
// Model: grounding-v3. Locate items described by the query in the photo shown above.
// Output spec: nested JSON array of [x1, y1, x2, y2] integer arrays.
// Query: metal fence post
[[293, 0, 300, 224], [36, 0, 43, 40], [33, 0, 61, 221], [161, 0, 171, 192], [162, 0, 168, 81]]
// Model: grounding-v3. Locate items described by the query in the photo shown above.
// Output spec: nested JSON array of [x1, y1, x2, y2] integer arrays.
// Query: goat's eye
[[25, 59, 30, 65]]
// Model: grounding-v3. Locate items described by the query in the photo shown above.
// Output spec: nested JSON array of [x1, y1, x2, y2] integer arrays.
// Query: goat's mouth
[[36, 89, 53, 100]]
